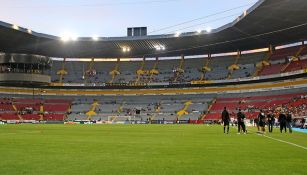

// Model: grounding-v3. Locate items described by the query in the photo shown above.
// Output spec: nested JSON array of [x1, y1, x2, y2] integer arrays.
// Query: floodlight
[[175, 31, 181, 37], [12, 24, 19, 30], [92, 35, 99, 41], [206, 27, 212, 33]]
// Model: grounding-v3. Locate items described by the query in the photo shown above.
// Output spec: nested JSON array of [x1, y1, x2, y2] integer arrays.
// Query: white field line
[[261, 134, 307, 150], [229, 126, 307, 150]]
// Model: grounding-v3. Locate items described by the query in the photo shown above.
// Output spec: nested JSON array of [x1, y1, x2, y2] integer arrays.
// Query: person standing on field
[[267, 111, 275, 133], [286, 111, 292, 133], [279, 111, 287, 133], [257, 110, 266, 134], [237, 109, 246, 134], [254, 117, 260, 133], [221, 107, 230, 134]]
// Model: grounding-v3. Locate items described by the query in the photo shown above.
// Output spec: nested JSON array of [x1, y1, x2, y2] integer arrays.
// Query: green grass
[[0, 124, 306, 175]]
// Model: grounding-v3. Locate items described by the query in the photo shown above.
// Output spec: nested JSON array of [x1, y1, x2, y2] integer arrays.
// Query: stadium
[[0, 0, 306, 174]]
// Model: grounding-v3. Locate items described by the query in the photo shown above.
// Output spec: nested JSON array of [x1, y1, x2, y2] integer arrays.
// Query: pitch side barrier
[[2, 70, 306, 90]]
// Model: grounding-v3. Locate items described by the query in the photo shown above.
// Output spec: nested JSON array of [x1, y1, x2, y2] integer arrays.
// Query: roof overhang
[[0, 0, 307, 58]]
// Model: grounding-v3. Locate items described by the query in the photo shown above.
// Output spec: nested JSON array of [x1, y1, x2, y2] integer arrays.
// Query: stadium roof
[[0, 0, 307, 58]]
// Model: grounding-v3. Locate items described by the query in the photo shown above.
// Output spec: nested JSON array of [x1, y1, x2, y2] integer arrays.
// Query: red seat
[[22, 114, 41, 120], [43, 104, 70, 112], [0, 104, 14, 111], [43, 114, 65, 121], [270, 46, 300, 61], [260, 64, 283, 76], [205, 113, 221, 120], [0, 113, 19, 120]]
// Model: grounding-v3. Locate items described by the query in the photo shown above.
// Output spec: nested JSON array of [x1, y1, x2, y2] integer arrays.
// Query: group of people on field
[[221, 107, 294, 134]]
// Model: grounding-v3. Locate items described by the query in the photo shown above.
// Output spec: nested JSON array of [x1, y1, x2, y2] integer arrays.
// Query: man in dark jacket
[[221, 107, 230, 134], [279, 111, 287, 133], [258, 110, 266, 134], [267, 111, 275, 133], [301, 118, 306, 129], [286, 111, 292, 133], [254, 117, 259, 132], [237, 109, 246, 134]]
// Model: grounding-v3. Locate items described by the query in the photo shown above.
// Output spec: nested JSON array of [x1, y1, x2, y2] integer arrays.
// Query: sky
[[0, 0, 258, 37]]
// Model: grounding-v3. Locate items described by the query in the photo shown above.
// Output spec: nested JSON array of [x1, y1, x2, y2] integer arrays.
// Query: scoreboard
[[127, 27, 147, 36]]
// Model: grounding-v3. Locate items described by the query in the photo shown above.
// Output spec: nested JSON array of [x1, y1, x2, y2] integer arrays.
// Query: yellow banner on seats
[[50, 83, 64, 86], [191, 80, 213, 84]]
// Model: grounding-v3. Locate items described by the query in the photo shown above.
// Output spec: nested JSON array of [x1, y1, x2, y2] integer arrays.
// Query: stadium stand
[[50, 45, 307, 84], [0, 98, 71, 121], [0, 87, 305, 123]]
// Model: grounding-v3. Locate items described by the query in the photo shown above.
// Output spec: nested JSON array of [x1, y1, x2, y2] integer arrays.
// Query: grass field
[[0, 124, 306, 175]]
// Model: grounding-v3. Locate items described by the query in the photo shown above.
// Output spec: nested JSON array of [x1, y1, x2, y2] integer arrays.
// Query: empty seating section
[[205, 113, 220, 120], [0, 98, 71, 121], [231, 64, 255, 78], [205, 56, 235, 80], [270, 46, 300, 61], [283, 59, 307, 72], [0, 113, 19, 120], [43, 114, 66, 120], [237, 52, 265, 65], [0, 89, 306, 122], [22, 114, 41, 120], [50, 45, 307, 84], [67, 95, 212, 121], [0, 104, 14, 111], [45, 99, 71, 103], [258, 46, 307, 75], [259, 63, 283, 76], [15, 104, 40, 111], [156, 59, 178, 82], [43, 104, 70, 112]]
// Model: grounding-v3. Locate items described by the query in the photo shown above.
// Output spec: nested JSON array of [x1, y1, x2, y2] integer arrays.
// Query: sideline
[[229, 126, 307, 150], [255, 132, 307, 150]]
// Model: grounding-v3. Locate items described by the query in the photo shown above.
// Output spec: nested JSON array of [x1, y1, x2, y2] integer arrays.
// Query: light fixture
[[12, 24, 19, 30], [155, 45, 166, 51], [61, 35, 70, 42], [92, 35, 99, 41], [122, 47, 131, 52], [60, 33, 78, 42], [27, 29, 32, 34], [243, 10, 247, 17], [71, 35, 78, 41], [206, 27, 212, 33]]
